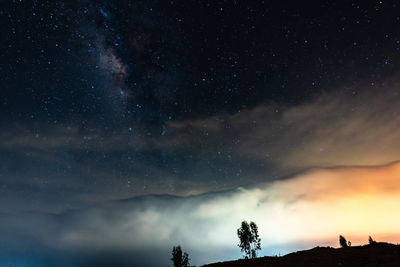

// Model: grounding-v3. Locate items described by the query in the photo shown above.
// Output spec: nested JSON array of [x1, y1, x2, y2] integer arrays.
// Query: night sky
[[2, 1, 400, 266]]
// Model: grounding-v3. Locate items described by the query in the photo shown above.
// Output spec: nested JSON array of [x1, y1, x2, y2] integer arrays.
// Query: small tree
[[339, 235, 348, 248], [182, 252, 189, 267], [171, 245, 190, 267], [368, 236, 377, 245], [237, 221, 261, 258]]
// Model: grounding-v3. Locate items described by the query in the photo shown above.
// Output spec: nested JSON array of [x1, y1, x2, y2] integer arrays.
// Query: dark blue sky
[[2, 0, 399, 125]]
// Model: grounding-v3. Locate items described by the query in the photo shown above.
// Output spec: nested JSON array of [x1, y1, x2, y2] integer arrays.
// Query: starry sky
[[2, 0, 400, 266]]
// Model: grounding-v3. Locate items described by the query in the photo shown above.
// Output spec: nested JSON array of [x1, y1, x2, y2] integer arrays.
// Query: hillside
[[203, 243, 400, 267]]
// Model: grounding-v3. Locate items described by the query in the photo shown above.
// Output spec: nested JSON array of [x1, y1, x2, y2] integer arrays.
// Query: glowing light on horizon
[[187, 161, 400, 249]]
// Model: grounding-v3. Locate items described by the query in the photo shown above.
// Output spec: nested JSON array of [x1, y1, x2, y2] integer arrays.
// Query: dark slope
[[203, 243, 400, 267]]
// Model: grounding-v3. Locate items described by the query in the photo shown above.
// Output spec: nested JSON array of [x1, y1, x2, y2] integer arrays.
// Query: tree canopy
[[171, 245, 190, 267], [237, 220, 261, 258], [339, 235, 348, 248]]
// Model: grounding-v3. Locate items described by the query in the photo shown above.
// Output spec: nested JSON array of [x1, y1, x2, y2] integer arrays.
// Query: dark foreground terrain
[[203, 243, 400, 267]]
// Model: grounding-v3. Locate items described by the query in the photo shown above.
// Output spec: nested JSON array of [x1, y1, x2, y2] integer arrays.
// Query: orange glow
[[257, 162, 400, 245]]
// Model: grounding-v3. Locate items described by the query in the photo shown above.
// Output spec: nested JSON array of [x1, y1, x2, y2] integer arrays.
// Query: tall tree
[[171, 245, 190, 267], [237, 220, 262, 258], [339, 235, 348, 248]]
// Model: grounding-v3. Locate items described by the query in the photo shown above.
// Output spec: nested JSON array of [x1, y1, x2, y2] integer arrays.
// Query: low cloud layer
[[2, 162, 400, 266], [3, 77, 400, 214]]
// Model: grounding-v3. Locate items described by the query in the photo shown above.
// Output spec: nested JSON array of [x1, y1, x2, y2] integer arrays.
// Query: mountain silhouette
[[203, 242, 400, 267]]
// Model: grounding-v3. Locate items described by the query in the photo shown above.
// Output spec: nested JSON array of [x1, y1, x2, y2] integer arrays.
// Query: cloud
[[0, 121, 267, 208], [4, 76, 400, 208], [168, 77, 400, 175], [2, 162, 400, 266]]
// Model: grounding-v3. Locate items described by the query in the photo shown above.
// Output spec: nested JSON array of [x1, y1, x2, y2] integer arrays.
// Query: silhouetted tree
[[182, 253, 189, 267], [171, 245, 190, 267], [339, 235, 348, 248], [237, 221, 261, 258], [368, 236, 377, 245]]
